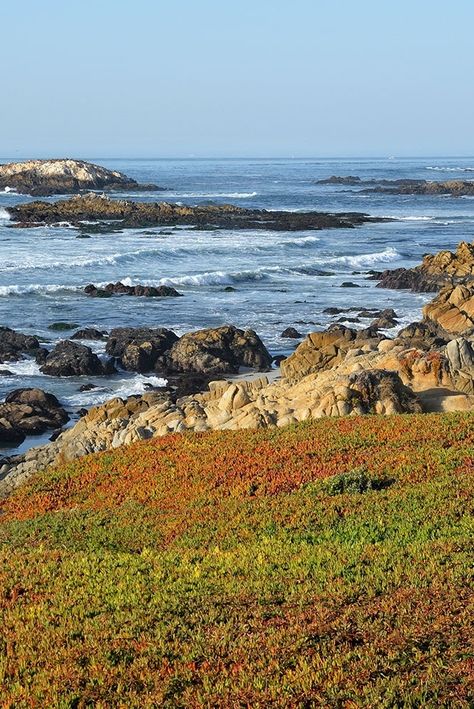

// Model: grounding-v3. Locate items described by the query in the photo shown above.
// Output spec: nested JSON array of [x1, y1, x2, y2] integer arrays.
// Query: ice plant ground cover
[[0, 412, 473, 707]]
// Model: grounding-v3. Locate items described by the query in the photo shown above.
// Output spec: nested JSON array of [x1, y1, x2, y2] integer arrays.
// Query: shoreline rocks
[[0, 159, 162, 196], [0, 388, 68, 446], [7, 193, 387, 232], [40, 341, 116, 377], [371, 241, 474, 293]]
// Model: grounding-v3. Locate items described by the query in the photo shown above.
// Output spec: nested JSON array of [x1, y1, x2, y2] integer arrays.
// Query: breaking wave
[[0, 207, 11, 220]]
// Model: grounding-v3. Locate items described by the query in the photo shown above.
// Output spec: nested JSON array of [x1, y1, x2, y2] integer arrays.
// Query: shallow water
[[1, 156, 473, 453]]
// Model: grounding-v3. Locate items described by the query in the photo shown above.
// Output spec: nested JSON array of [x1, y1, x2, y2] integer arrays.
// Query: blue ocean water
[[1, 156, 474, 450]]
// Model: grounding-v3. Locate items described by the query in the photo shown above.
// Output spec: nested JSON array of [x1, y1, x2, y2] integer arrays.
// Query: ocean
[[1, 156, 473, 452]]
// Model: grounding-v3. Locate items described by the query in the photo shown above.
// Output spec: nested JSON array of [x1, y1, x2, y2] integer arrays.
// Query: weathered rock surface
[[0, 327, 44, 363], [423, 284, 474, 335], [7, 193, 386, 232], [40, 341, 115, 377], [84, 282, 182, 298], [105, 327, 179, 372], [164, 326, 273, 375], [0, 388, 68, 445], [372, 241, 474, 293], [0, 159, 161, 196]]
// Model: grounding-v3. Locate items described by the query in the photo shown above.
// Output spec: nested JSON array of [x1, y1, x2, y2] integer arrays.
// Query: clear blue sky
[[2, 0, 473, 157]]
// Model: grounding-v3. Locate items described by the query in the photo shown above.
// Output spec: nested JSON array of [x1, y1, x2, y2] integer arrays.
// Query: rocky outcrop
[[0, 389, 68, 445], [423, 284, 474, 335], [84, 282, 183, 298], [372, 241, 474, 293], [0, 159, 161, 196], [164, 325, 273, 375], [105, 328, 179, 372], [280, 325, 381, 381], [40, 341, 115, 377], [0, 327, 45, 364], [315, 176, 474, 197], [7, 193, 385, 232]]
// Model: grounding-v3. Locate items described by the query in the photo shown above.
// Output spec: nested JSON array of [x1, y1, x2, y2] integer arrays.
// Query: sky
[[1, 0, 473, 158]]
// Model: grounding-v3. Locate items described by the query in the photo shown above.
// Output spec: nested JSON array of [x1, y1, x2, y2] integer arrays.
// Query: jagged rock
[[423, 284, 474, 335], [0, 159, 161, 196], [40, 341, 115, 377], [84, 282, 182, 298], [373, 241, 474, 293], [280, 325, 382, 381], [164, 325, 272, 375], [315, 176, 474, 197], [7, 193, 385, 232], [0, 327, 44, 363], [106, 327, 178, 372], [395, 321, 450, 350], [0, 388, 69, 446]]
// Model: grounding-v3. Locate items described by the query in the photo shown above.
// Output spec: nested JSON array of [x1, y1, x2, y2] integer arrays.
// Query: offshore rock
[[40, 341, 116, 377], [84, 282, 182, 298], [0, 159, 161, 196], [7, 193, 386, 232]]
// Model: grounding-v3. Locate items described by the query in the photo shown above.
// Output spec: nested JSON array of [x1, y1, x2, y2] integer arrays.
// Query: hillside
[[0, 413, 473, 707]]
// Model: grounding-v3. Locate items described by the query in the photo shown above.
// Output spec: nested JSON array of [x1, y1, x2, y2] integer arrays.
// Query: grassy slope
[[0, 412, 473, 708]]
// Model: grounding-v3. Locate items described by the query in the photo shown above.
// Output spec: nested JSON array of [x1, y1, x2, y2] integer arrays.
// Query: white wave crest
[[380, 215, 433, 221], [426, 166, 474, 172], [0, 207, 11, 220], [326, 247, 400, 268], [164, 191, 258, 199], [3, 358, 42, 377], [63, 374, 168, 407], [0, 284, 80, 296]]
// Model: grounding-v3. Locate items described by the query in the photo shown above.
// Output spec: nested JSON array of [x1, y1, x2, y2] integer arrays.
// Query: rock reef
[[0, 159, 161, 196], [315, 175, 474, 197], [7, 193, 385, 232]]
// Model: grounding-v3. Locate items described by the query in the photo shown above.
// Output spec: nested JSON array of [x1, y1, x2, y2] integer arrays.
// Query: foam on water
[[0, 207, 11, 220]]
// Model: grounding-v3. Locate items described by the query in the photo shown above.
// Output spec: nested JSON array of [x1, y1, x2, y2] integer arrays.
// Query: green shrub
[[323, 466, 393, 495]]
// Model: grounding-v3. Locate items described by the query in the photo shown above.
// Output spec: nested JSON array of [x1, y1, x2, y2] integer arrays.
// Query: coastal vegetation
[[0, 412, 473, 706]]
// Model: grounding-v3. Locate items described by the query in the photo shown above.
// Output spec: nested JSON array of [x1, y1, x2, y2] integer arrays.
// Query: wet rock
[[0, 388, 69, 446], [340, 282, 360, 288], [0, 326, 44, 363], [8, 193, 386, 232], [106, 327, 179, 372], [48, 322, 80, 331], [281, 327, 303, 339], [84, 282, 183, 298], [71, 328, 107, 340], [40, 341, 115, 377]]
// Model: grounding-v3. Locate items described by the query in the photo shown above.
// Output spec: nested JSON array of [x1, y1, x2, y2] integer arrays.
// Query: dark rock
[[71, 328, 107, 340], [40, 341, 115, 377], [0, 326, 44, 363], [106, 327, 179, 372], [395, 321, 450, 350], [8, 193, 386, 232], [340, 282, 361, 288], [84, 282, 182, 298], [164, 325, 273, 375], [0, 369, 13, 376], [281, 327, 303, 339], [48, 322, 80, 331], [78, 383, 99, 392], [0, 388, 69, 446], [223, 286, 237, 292], [370, 267, 441, 293]]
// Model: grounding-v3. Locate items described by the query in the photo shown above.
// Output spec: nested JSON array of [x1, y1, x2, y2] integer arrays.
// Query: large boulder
[[0, 159, 160, 196], [0, 327, 44, 363], [106, 328, 178, 372], [0, 388, 69, 446], [423, 284, 474, 335], [40, 341, 115, 377], [164, 325, 273, 375], [84, 282, 182, 298]]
